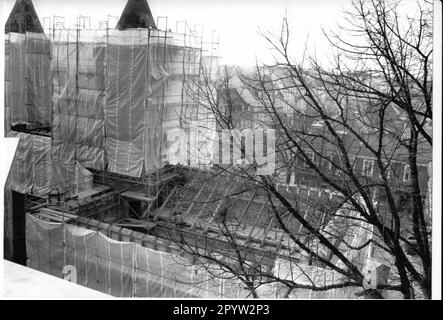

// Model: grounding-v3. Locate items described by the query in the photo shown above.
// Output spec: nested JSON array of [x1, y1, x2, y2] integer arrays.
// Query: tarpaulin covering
[[6, 26, 214, 183], [105, 30, 149, 177], [6, 33, 26, 127], [5, 32, 51, 128], [4, 190, 14, 260], [26, 214, 65, 278], [105, 29, 205, 175], [144, 41, 169, 173], [7, 132, 92, 195], [32, 134, 52, 194], [144, 86, 165, 174], [50, 160, 93, 194], [7, 132, 34, 194], [5, 38, 11, 135], [26, 33, 52, 126], [26, 215, 252, 298], [52, 29, 105, 171], [74, 161, 94, 194]]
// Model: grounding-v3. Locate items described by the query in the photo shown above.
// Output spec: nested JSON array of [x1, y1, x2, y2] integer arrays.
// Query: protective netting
[[4, 190, 14, 259], [26, 214, 64, 278], [103, 29, 205, 176], [25, 214, 252, 298], [105, 30, 150, 177], [7, 132, 34, 194], [6, 27, 212, 185], [5, 32, 51, 129], [144, 32, 169, 174], [52, 29, 106, 172], [7, 132, 92, 194]]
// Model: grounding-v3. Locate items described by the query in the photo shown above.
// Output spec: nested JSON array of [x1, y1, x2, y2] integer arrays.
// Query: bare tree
[[161, 0, 432, 299]]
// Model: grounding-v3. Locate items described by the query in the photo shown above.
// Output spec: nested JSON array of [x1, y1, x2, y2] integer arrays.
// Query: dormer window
[[323, 152, 334, 171], [303, 151, 315, 168], [362, 159, 374, 177], [403, 164, 412, 182], [352, 157, 359, 172]]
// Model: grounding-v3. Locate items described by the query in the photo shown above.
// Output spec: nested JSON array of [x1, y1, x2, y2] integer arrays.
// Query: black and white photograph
[[0, 0, 441, 302]]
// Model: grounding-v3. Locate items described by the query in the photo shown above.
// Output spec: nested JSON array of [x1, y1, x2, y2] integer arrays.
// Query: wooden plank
[[35, 212, 58, 221], [67, 185, 111, 200], [39, 208, 78, 219], [157, 172, 179, 183], [121, 190, 156, 202], [29, 203, 47, 211], [122, 218, 147, 224], [116, 221, 156, 230], [156, 207, 174, 222], [35, 212, 72, 223]]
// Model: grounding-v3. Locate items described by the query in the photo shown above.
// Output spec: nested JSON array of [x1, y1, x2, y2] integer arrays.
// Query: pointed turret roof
[[116, 0, 156, 30], [5, 0, 44, 34]]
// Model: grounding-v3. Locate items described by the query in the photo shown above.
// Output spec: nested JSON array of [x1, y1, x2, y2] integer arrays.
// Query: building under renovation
[[4, 0, 403, 299], [3, 0, 249, 298]]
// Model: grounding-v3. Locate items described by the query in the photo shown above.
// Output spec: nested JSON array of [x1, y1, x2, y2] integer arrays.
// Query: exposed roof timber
[[234, 190, 257, 234], [190, 184, 218, 229], [5, 0, 44, 34], [247, 201, 267, 240], [116, 0, 157, 30], [183, 182, 207, 221]]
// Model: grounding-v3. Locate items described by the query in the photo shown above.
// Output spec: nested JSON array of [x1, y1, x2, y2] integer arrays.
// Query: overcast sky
[[1, 0, 422, 66]]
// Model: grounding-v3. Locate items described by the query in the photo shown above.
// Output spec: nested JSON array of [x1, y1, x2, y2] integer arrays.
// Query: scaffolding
[[4, 13, 239, 298], [4, 11, 374, 298], [5, 13, 219, 190]]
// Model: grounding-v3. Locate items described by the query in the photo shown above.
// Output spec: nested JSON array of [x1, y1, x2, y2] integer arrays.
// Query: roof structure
[[5, 0, 44, 34], [116, 0, 157, 30]]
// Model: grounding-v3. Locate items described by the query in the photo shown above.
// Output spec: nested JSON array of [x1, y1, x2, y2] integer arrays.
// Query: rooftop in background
[[5, 0, 43, 34]]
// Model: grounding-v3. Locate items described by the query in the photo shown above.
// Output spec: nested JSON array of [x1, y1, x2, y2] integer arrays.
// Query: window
[[303, 151, 315, 168], [362, 159, 374, 177], [352, 157, 359, 172], [289, 171, 296, 186], [403, 164, 412, 182], [322, 153, 334, 171]]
